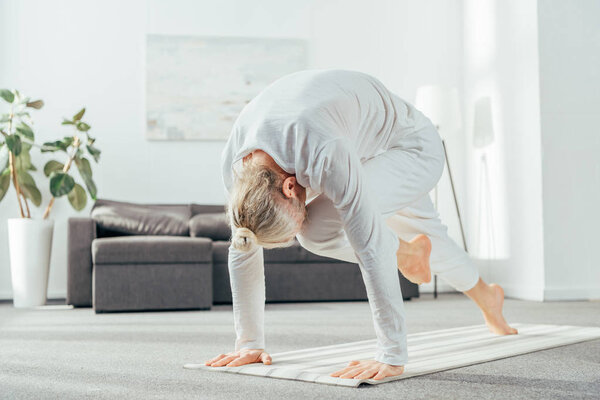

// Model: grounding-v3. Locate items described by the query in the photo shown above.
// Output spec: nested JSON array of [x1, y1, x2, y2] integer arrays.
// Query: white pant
[[297, 123, 479, 292]]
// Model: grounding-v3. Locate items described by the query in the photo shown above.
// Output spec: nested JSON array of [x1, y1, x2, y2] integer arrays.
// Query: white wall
[[0, 0, 463, 299], [462, 0, 545, 300], [538, 0, 600, 300]]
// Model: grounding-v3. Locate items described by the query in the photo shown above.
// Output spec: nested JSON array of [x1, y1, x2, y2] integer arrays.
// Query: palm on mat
[[329, 359, 404, 380], [206, 352, 404, 380]]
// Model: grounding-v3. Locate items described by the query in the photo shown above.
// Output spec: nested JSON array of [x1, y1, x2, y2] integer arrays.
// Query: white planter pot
[[8, 218, 54, 308]]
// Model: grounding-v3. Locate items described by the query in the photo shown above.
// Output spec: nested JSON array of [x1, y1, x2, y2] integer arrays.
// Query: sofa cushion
[[189, 212, 231, 240], [91, 199, 191, 236], [190, 204, 226, 215], [93, 236, 212, 264], [211, 239, 348, 264]]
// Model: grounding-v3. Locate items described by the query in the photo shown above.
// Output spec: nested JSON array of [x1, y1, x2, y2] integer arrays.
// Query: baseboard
[[499, 284, 545, 301], [544, 286, 600, 301], [455, 280, 599, 301]]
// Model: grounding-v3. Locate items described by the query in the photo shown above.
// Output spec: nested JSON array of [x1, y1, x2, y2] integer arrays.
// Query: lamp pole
[[433, 126, 468, 299]]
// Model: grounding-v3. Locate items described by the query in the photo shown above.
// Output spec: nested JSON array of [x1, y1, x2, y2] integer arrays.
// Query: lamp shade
[[472, 96, 494, 148], [415, 85, 462, 138]]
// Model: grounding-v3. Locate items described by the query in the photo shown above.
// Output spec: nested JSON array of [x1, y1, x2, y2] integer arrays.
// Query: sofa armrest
[[66, 217, 97, 307]]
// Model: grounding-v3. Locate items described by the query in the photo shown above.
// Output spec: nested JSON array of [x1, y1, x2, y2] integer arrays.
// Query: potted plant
[[0, 89, 101, 307]]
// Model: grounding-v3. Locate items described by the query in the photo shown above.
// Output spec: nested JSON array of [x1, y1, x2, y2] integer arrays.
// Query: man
[[205, 69, 517, 380]]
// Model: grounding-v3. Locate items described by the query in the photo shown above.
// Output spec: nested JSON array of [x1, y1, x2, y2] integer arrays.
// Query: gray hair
[[226, 160, 308, 252]]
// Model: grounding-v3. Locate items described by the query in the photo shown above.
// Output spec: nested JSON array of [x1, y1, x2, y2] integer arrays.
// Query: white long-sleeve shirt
[[220, 69, 431, 366]]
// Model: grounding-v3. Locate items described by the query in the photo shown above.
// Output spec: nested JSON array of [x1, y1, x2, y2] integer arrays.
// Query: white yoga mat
[[184, 323, 600, 387]]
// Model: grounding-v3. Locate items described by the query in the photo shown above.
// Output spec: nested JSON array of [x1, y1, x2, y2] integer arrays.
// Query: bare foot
[[465, 280, 518, 335], [396, 234, 432, 284]]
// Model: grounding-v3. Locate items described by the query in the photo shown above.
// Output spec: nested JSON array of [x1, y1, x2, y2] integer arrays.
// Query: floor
[[1, 294, 599, 400]]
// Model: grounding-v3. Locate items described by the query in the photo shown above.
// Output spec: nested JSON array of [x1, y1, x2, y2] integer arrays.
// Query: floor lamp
[[472, 97, 496, 259], [415, 86, 467, 299]]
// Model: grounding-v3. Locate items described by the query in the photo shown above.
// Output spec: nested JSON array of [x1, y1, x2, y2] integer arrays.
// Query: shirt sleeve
[[309, 137, 408, 366], [227, 242, 266, 351], [221, 155, 267, 352]]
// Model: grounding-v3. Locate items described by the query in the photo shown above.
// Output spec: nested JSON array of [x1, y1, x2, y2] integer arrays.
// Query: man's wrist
[[235, 340, 266, 352], [375, 352, 408, 366]]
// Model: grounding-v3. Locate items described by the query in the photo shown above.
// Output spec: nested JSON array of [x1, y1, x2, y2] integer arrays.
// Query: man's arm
[[227, 242, 266, 351], [221, 146, 267, 352], [313, 137, 408, 366]]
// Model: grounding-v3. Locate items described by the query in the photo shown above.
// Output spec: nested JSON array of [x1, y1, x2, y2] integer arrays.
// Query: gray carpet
[[1, 294, 599, 399]]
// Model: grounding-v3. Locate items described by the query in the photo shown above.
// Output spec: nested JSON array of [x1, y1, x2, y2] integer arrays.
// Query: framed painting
[[146, 35, 307, 140]]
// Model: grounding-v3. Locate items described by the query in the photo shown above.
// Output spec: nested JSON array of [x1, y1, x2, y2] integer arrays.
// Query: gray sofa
[[67, 199, 419, 313]]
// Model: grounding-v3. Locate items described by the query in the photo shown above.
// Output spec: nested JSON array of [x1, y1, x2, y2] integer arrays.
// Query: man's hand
[[204, 349, 272, 367], [330, 359, 405, 380]]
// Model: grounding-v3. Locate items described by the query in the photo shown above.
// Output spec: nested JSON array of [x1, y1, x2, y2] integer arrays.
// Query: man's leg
[[359, 121, 516, 335], [386, 194, 517, 335]]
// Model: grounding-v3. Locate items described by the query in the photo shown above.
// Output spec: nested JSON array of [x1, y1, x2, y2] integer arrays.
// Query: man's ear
[[282, 176, 297, 198]]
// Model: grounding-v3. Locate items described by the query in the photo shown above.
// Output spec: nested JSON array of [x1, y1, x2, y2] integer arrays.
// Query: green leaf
[[49, 172, 75, 197], [25, 99, 44, 109], [84, 177, 97, 200], [86, 144, 101, 162], [20, 182, 42, 207], [0, 169, 10, 202], [62, 136, 74, 147], [0, 114, 10, 123], [15, 148, 35, 172], [41, 140, 68, 153], [5, 134, 22, 156], [17, 170, 42, 205], [21, 141, 32, 152], [87, 137, 96, 145], [75, 156, 92, 177], [62, 119, 74, 125], [0, 144, 8, 172], [67, 183, 87, 211], [0, 89, 14, 103], [72, 108, 85, 121], [75, 156, 96, 199], [44, 160, 64, 177], [41, 141, 61, 152], [76, 121, 90, 132], [17, 170, 35, 186], [16, 122, 34, 140]]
